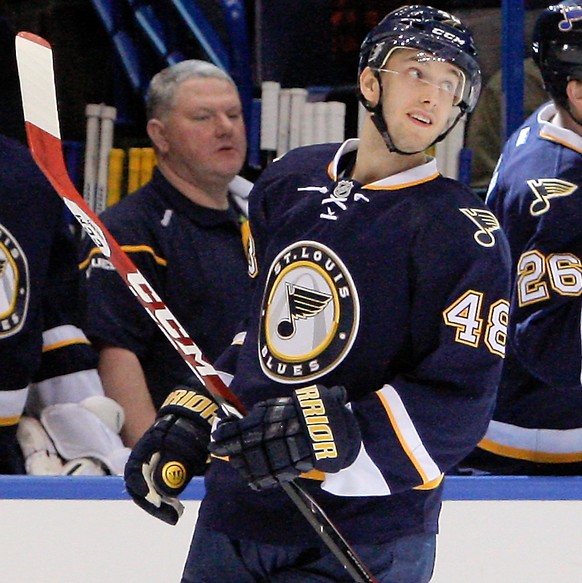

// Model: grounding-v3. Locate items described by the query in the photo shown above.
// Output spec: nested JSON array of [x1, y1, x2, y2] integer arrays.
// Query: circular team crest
[[259, 241, 359, 383], [0, 223, 29, 338]]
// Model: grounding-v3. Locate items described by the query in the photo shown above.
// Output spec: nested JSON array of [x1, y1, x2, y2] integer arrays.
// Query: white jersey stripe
[[482, 419, 582, 460], [27, 369, 103, 416], [0, 386, 29, 420], [42, 325, 89, 350], [377, 384, 442, 483]]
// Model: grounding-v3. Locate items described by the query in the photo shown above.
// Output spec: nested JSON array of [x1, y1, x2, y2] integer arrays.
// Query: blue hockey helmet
[[532, 1, 582, 110], [358, 5, 482, 115]]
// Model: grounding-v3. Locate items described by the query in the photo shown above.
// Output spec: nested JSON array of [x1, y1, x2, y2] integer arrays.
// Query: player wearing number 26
[[461, 2, 582, 476], [125, 6, 511, 581]]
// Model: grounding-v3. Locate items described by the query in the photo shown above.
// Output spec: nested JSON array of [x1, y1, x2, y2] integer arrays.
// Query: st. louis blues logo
[[558, 6, 582, 31], [259, 241, 360, 383], [527, 178, 577, 216], [459, 208, 501, 247], [0, 223, 29, 337], [277, 284, 332, 339]]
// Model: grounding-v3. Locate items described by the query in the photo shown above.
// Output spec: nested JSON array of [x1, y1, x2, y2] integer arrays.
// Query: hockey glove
[[17, 396, 131, 476], [124, 384, 218, 525], [210, 384, 361, 491]]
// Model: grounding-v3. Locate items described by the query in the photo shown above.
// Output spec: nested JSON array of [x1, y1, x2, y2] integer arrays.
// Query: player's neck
[[351, 140, 427, 184], [350, 118, 428, 183], [157, 161, 231, 210], [553, 106, 582, 138]]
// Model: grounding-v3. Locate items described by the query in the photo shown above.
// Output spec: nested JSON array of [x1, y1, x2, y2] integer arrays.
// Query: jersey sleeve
[[26, 219, 105, 415], [0, 136, 73, 425], [322, 196, 512, 496]]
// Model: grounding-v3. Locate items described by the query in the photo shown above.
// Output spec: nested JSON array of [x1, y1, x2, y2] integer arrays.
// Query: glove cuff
[[158, 384, 218, 431], [292, 384, 361, 473]]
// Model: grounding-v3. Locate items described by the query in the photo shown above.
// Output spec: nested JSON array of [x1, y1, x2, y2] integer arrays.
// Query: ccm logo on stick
[[126, 271, 215, 376]]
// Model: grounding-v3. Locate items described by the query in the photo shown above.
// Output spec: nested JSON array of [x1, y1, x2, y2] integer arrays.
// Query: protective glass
[[375, 47, 467, 107]]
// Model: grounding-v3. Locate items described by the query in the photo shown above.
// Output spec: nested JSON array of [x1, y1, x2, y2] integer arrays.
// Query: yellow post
[[107, 148, 125, 208], [127, 147, 142, 194], [139, 147, 157, 188]]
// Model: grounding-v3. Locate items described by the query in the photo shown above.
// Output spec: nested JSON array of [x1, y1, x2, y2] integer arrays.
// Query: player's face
[[379, 48, 463, 152], [158, 77, 247, 187]]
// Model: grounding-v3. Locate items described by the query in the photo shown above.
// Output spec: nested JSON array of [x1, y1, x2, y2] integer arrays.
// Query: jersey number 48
[[443, 290, 509, 357]]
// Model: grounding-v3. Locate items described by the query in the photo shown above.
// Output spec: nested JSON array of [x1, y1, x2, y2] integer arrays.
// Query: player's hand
[[210, 384, 361, 491], [124, 384, 218, 524]]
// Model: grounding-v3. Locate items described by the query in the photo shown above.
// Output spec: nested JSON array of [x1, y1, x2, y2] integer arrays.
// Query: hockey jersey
[[199, 139, 511, 545], [472, 103, 582, 470], [0, 135, 102, 431]]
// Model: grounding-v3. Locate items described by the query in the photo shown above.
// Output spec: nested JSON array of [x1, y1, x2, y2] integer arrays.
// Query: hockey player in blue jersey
[[0, 134, 129, 475], [124, 6, 511, 581], [461, 1, 582, 475]]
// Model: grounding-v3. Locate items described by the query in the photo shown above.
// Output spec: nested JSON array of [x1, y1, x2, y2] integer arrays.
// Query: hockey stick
[[15, 32, 377, 583]]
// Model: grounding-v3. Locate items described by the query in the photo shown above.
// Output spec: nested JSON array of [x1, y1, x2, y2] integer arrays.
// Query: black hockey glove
[[124, 383, 218, 525], [210, 384, 361, 491]]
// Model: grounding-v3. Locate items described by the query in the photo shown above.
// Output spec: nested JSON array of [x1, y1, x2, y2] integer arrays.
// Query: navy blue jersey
[[201, 140, 511, 545], [80, 169, 251, 408], [469, 103, 582, 471], [0, 135, 101, 424]]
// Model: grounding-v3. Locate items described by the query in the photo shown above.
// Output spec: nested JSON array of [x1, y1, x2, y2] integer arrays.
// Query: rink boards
[[1, 475, 581, 582]]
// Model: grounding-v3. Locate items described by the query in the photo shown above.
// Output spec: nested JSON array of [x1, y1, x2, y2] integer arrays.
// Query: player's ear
[[359, 67, 381, 107], [147, 119, 169, 154], [566, 78, 582, 109]]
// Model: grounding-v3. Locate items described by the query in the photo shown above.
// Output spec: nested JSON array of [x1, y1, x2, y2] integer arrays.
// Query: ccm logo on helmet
[[432, 27, 465, 46]]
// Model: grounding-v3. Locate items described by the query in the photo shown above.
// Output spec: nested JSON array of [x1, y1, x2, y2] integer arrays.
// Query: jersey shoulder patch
[[458, 207, 501, 248]]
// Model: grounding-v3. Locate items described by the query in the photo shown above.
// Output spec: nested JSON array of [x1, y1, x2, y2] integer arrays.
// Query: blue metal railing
[[2, 475, 582, 500]]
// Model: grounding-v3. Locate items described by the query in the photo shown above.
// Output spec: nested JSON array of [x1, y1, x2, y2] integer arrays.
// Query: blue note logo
[[259, 241, 359, 383], [527, 178, 577, 215], [558, 6, 582, 31], [459, 208, 501, 247]]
